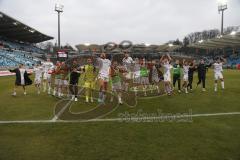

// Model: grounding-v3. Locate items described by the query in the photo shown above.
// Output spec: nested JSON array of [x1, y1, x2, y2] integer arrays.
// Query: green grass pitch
[[0, 69, 240, 160]]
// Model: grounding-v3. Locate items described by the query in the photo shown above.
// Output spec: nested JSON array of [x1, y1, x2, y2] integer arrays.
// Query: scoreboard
[[57, 49, 68, 58]]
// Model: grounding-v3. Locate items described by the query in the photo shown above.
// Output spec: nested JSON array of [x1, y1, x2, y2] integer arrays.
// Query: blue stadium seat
[[0, 49, 39, 68]]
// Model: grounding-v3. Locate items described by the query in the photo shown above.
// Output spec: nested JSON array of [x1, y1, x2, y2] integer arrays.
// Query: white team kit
[[97, 58, 111, 82], [183, 65, 190, 81], [163, 62, 172, 82], [122, 57, 133, 70], [133, 61, 141, 83], [42, 61, 54, 82], [213, 62, 223, 80], [122, 57, 134, 80], [33, 67, 43, 84], [152, 65, 159, 83]]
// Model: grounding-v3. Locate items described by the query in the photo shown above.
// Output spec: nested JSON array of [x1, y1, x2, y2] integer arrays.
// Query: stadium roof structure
[[188, 31, 240, 50], [76, 44, 102, 51], [75, 43, 181, 53], [0, 12, 53, 43], [156, 44, 181, 52]]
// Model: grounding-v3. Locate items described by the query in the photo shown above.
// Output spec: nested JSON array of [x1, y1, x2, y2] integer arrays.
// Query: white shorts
[[34, 77, 42, 84], [98, 73, 109, 82], [123, 72, 133, 80], [43, 72, 51, 80], [152, 75, 159, 83], [164, 73, 171, 82], [55, 79, 62, 86], [214, 72, 223, 80], [133, 71, 141, 83], [140, 77, 149, 85], [183, 74, 188, 81], [112, 82, 122, 91], [134, 71, 141, 78], [133, 77, 141, 84], [62, 80, 68, 86]]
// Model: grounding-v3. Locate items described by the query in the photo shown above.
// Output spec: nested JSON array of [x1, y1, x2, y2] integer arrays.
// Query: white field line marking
[[51, 88, 84, 122], [0, 112, 240, 124]]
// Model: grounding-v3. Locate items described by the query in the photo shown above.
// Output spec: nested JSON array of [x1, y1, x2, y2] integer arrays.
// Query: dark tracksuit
[[69, 71, 80, 98], [187, 64, 195, 90], [197, 63, 211, 88]]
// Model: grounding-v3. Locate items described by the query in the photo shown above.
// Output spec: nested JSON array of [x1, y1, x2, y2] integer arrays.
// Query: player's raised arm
[[166, 53, 172, 62], [160, 55, 164, 64], [182, 59, 186, 65], [90, 52, 100, 65], [9, 68, 17, 73], [206, 61, 213, 68], [221, 57, 227, 64]]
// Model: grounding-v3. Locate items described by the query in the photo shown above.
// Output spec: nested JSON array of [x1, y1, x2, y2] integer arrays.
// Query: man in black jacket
[[187, 60, 197, 91], [9, 64, 32, 96], [196, 59, 211, 91], [69, 65, 81, 102]]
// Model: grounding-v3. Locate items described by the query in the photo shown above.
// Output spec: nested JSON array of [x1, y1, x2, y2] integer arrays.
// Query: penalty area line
[[0, 112, 240, 124]]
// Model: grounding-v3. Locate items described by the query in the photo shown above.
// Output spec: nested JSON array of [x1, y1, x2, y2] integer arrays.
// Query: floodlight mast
[[55, 4, 64, 49], [218, 0, 227, 35]]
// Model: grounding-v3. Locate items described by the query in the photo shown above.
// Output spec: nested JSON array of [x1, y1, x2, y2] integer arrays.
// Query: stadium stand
[[0, 11, 53, 68], [0, 55, 18, 68], [0, 48, 41, 68], [0, 36, 44, 53]]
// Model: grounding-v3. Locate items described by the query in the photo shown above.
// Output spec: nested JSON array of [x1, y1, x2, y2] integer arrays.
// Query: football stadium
[[0, 0, 240, 159]]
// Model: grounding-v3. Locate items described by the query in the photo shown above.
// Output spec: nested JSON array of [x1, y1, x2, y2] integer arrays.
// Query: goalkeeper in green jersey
[[172, 59, 181, 93], [82, 58, 96, 103], [139, 58, 149, 96]]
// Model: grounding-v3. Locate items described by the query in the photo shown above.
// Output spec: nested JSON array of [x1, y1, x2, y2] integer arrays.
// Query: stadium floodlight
[[218, 0, 227, 5], [84, 43, 91, 46], [144, 43, 151, 47], [29, 29, 35, 33], [13, 22, 18, 26], [230, 31, 236, 36], [55, 3, 64, 49], [168, 44, 173, 47], [218, 0, 227, 35], [55, 4, 64, 12]]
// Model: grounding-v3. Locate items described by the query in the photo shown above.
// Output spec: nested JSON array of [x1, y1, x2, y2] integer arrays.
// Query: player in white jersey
[[133, 58, 141, 84], [96, 53, 111, 103], [42, 58, 54, 94], [33, 64, 43, 94], [122, 52, 134, 69], [132, 58, 141, 95], [122, 52, 134, 91], [182, 59, 190, 94], [160, 54, 172, 96], [213, 57, 226, 92]]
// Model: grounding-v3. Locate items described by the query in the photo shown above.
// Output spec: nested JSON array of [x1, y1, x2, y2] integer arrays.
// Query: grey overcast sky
[[0, 0, 240, 46]]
